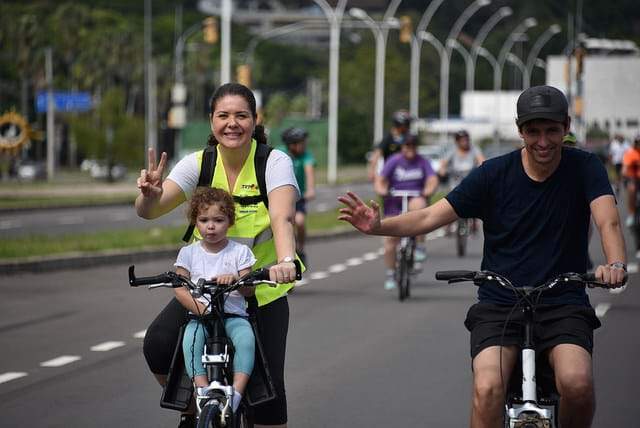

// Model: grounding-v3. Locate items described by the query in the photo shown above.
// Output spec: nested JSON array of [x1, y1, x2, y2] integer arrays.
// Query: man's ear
[[564, 116, 572, 134]]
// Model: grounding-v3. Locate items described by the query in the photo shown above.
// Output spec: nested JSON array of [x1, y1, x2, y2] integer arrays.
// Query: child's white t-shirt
[[174, 240, 257, 317]]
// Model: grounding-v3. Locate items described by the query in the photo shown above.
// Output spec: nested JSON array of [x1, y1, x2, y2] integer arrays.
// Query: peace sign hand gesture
[[137, 148, 168, 198], [337, 191, 382, 235]]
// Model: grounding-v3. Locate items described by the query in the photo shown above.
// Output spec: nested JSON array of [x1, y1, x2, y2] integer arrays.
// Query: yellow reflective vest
[[194, 140, 294, 306]]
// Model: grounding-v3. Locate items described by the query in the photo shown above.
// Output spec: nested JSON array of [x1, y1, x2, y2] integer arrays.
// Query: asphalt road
[[1, 229, 638, 427], [0, 182, 375, 238]]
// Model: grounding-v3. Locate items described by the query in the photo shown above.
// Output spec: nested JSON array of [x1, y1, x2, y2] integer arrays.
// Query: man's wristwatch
[[279, 256, 295, 264], [609, 261, 627, 271]]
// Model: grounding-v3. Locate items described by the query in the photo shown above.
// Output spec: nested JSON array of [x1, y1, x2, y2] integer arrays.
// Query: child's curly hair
[[188, 187, 235, 226]]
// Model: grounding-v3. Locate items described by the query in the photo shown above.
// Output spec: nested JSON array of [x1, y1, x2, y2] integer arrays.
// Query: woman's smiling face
[[210, 95, 256, 149]]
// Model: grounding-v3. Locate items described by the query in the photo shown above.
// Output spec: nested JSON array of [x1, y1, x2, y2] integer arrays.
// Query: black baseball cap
[[516, 85, 569, 127]]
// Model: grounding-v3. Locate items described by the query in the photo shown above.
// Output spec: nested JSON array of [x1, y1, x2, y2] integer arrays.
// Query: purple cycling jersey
[[381, 152, 435, 216]]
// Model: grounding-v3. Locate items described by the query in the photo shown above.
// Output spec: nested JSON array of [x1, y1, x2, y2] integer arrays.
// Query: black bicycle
[[435, 270, 616, 428], [390, 189, 421, 301], [129, 263, 301, 428]]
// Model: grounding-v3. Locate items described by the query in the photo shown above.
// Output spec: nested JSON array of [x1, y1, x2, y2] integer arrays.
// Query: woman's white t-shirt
[[167, 148, 300, 198], [174, 240, 257, 316]]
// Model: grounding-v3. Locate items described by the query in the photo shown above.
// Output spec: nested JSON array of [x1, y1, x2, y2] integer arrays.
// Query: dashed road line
[[595, 303, 612, 318], [133, 330, 147, 338], [627, 262, 637, 273], [362, 252, 379, 261], [0, 372, 28, 384], [40, 355, 82, 367], [309, 271, 329, 280], [91, 341, 126, 352], [328, 264, 347, 273], [346, 257, 363, 266]]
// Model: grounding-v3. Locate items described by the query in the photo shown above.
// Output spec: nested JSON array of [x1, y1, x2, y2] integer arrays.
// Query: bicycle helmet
[[281, 127, 308, 145], [391, 110, 412, 128], [454, 129, 469, 140]]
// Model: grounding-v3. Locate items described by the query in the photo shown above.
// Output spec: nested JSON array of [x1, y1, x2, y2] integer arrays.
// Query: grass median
[[1, 209, 350, 260]]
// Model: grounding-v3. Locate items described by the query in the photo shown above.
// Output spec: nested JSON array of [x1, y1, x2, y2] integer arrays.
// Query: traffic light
[[237, 64, 251, 88], [202, 17, 218, 44], [399, 15, 412, 43]]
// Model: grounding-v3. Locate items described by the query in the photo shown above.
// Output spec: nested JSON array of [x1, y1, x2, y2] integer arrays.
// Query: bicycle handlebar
[[434, 270, 612, 292], [129, 260, 302, 294], [389, 189, 423, 198]]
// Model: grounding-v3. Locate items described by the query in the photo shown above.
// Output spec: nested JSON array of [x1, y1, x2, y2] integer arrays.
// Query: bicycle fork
[[506, 306, 553, 428]]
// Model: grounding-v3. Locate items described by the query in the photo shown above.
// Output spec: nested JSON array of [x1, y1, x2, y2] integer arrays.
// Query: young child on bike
[[174, 187, 257, 413]]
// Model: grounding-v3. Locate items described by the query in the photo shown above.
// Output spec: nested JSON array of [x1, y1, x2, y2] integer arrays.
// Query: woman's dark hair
[[206, 83, 267, 146], [187, 187, 236, 226]]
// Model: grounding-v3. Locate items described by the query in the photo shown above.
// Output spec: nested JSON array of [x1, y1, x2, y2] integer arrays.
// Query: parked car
[[81, 159, 128, 181], [17, 160, 47, 181]]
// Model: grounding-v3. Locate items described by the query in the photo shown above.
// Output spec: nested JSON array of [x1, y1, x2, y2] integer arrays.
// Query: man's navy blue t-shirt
[[445, 147, 613, 306]]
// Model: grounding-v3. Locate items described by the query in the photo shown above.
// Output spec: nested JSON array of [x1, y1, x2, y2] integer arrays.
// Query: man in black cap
[[338, 85, 626, 428]]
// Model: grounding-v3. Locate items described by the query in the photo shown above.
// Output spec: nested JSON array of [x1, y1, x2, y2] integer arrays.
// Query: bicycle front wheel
[[197, 402, 223, 428], [397, 248, 410, 301], [456, 219, 467, 257]]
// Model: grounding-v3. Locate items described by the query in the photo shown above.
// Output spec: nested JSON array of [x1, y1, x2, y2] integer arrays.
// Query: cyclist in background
[[439, 130, 485, 235], [374, 135, 438, 290], [367, 110, 413, 181], [280, 127, 316, 266], [609, 134, 630, 195], [622, 137, 640, 244]]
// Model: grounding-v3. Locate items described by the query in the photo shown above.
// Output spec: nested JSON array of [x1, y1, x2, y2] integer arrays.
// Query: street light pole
[[495, 17, 538, 90], [448, 39, 473, 90], [468, 6, 512, 91], [441, 0, 491, 143], [409, 0, 445, 118], [506, 52, 528, 89], [349, 3, 401, 145], [220, 0, 232, 84], [314, 0, 347, 185], [525, 24, 562, 89]]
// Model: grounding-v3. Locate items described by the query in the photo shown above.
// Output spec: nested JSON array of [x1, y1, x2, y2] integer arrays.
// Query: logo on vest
[[241, 184, 257, 191]]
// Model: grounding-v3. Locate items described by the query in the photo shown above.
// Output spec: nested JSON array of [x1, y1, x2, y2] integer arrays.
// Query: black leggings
[[143, 296, 290, 425]]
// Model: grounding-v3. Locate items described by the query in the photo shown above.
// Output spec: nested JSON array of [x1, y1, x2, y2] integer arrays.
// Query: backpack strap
[[182, 145, 217, 242]]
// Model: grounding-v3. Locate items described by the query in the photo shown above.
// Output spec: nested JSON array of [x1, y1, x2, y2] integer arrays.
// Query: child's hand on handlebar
[[214, 274, 238, 285], [594, 263, 627, 288]]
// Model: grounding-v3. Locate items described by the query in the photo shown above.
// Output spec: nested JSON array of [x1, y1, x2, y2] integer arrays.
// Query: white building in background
[[546, 53, 640, 140]]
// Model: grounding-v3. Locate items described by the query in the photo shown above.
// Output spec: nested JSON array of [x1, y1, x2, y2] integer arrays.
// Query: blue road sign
[[36, 91, 93, 113]]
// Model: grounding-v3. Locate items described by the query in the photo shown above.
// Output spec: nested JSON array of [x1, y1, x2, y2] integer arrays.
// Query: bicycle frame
[[434, 270, 613, 428], [390, 189, 422, 301]]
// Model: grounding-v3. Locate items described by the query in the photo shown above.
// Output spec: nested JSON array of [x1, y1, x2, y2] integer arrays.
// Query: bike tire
[[397, 249, 410, 301], [197, 402, 223, 428], [456, 220, 467, 257]]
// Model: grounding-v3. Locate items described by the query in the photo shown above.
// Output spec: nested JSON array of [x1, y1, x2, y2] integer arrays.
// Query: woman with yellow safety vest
[[135, 83, 299, 428]]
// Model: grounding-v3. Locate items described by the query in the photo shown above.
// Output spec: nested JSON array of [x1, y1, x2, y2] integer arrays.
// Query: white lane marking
[[315, 203, 330, 212], [328, 264, 347, 273], [0, 372, 28, 384], [362, 252, 378, 261], [346, 257, 363, 266], [40, 355, 82, 367], [377, 247, 385, 255], [309, 271, 329, 280], [0, 220, 21, 230], [627, 263, 638, 273], [133, 330, 147, 339], [427, 228, 446, 240], [90, 341, 126, 352], [57, 215, 84, 225], [111, 212, 131, 221], [595, 303, 612, 318], [609, 285, 627, 295]]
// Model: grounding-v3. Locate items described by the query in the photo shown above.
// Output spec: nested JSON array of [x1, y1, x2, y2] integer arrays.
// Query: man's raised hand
[[137, 148, 168, 198], [337, 191, 382, 235]]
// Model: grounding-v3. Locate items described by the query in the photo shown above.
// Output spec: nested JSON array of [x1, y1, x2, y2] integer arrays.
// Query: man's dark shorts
[[295, 198, 306, 214], [464, 303, 601, 359]]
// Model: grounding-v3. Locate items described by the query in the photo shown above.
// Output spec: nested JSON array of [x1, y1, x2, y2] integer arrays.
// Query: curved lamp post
[[313, 0, 347, 185], [524, 24, 562, 89], [441, 0, 491, 142], [495, 17, 538, 90], [349, 1, 402, 144], [468, 6, 512, 90], [448, 39, 473, 91], [409, 0, 446, 117], [506, 52, 528, 88]]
